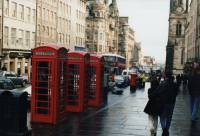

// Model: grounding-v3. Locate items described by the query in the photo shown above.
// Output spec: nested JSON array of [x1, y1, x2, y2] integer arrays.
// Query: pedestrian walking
[[182, 74, 188, 91], [176, 74, 181, 90], [188, 67, 200, 122], [144, 74, 160, 136], [159, 74, 178, 136]]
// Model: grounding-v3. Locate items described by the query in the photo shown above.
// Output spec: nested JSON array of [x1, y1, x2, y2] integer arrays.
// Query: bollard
[[0, 91, 13, 135]]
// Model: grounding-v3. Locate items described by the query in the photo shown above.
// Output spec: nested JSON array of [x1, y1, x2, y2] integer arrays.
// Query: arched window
[[176, 22, 182, 36]]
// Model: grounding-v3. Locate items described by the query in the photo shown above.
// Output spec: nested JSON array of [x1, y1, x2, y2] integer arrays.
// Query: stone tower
[[86, 0, 109, 53], [166, 0, 188, 75], [86, 0, 120, 54]]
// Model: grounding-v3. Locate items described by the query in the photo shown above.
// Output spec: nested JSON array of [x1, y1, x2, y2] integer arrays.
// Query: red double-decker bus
[[102, 54, 126, 76]]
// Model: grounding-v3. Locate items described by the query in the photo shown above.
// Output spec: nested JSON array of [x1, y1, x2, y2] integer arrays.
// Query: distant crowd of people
[[144, 64, 200, 136]]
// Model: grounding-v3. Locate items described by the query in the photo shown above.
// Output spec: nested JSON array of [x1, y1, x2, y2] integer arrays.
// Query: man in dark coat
[[159, 75, 178, 136], [188, 67, 200, 122]]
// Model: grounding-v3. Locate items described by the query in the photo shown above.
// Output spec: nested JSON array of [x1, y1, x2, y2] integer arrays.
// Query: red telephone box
[[88, 55, 104, 107], [130, 73, 137, 92], [31, 44, 68, 124], [66, 52, 90, 112]]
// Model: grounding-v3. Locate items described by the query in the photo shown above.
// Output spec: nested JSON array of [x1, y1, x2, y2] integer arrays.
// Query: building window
[[25, 31, 30, 47], [0, 16, 2, 32], [42, 26, 45, 34], [50, 27, 53, 38], [37, 24, 40, 35], [32, 9, 36, 23], [176, 23, 182, 36], [69, 35, 70, 45], [18, 29, 24, 46], [19, 4, 24, 20], [38, 6, 41, 18], [99, 33, 103, 40], [4, 0, 9, 16], [46, 27, 49, 36], [26, 7, 31, 22], [32, 32, 35, 47], [69, 21, 71, 31], [94, 44, 97, 52], [11, 28, 16, 45], [4, 27, 9, 46], [11, 2, 17, 18]]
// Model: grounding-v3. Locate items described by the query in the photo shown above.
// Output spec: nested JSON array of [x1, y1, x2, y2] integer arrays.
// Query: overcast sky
[[116, 0, 170, 63]]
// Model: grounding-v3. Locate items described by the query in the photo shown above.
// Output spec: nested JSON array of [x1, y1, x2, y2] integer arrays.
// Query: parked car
[[0, 77, 15, 90], [115, 75, 129, 88], [0, 71, 26, 87]]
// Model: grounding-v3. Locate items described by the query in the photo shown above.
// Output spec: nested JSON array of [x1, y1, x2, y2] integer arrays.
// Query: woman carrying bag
[[144, 74, 164, 136]]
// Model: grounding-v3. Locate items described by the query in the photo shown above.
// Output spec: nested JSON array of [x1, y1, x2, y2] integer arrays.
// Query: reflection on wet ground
[[30, 83, 200, 136]]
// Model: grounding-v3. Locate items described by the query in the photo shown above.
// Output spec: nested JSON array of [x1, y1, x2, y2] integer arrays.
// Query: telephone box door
[[66, 63, 81, 112], [88, 55, 104, 107], [32, 60, 54, 123]]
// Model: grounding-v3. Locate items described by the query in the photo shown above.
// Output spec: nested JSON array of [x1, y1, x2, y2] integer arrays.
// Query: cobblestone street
[[30, 83, 200, 136]]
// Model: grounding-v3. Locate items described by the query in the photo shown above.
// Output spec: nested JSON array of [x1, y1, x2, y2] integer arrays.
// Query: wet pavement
[[29, 83, 200, 136]]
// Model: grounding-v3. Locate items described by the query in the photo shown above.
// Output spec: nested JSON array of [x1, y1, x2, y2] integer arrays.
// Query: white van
[[122, 69, 137, 79]]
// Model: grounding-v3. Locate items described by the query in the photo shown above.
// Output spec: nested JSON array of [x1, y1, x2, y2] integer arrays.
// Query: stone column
[[28, 58, 31, 82], [21, 58, 26, 75], [14, 58, 18, 74]]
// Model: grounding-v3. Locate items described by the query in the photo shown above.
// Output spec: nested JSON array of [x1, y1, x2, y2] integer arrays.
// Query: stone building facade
[[36, 0, 86, 50], [185, 0, 199, 62], [0, 0, 86, 78], [166, 0, 188, 75], [118, 17, 136, 68], [0, 0, 36, 77], [185, 0, 200, 63], [132, 42, 141, 66], [118, 17, 128, 57], [86, 0, 119, 54]]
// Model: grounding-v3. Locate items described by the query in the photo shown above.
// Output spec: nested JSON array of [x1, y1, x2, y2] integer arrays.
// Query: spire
[[112, 0, 117, 8]]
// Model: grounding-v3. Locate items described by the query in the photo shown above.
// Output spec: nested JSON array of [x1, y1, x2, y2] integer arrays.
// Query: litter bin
[[3, 91, 30, 136], [0, 91, 13, 134], [9, 91, 28, 135]]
